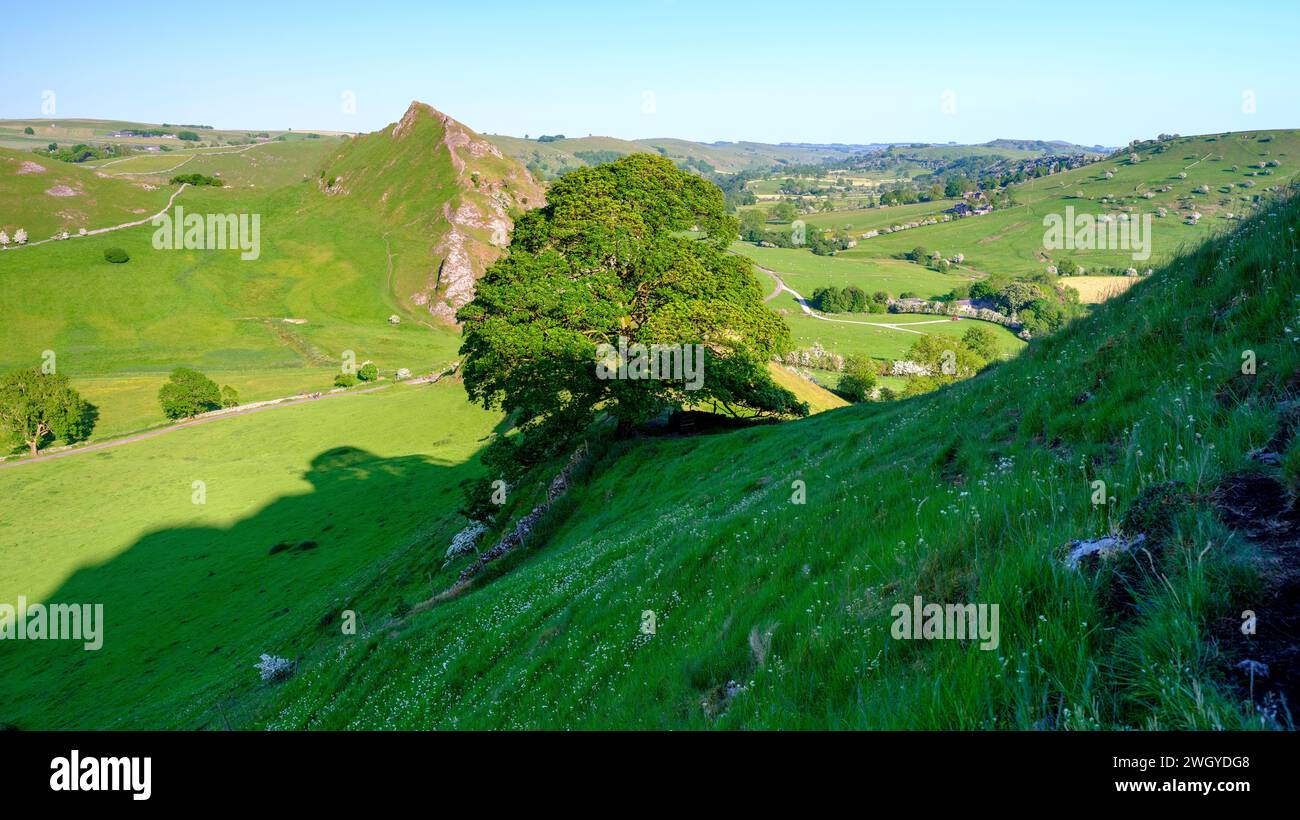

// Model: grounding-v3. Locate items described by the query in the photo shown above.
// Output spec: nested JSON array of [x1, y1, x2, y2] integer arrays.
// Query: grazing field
[[68, 368, 341, 442], [0, 147, 174, 239], [0, 183, 460, 375], [793, 199, 961, 232], [734, 242, 976, 298], [0, 381, 501, 730]]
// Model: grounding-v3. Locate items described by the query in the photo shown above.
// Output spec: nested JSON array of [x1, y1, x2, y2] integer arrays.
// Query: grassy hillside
[[3, 124, 1297, 731], [0, 178, 464, 443], [0, 147, 173, 239], [84, 140, 337, 188], [836, 129, 1300, 278], [321, 102, 544, 322], [241, 186, 1300, 730], [0, 102, 541, 447]]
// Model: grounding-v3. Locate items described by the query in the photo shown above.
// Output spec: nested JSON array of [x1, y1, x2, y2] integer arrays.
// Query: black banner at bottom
[[2, 730, 1289, 806]]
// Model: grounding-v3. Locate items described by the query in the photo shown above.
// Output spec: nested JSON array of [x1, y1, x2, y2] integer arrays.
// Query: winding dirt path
[[0, 184, 189, 251], [753, 263, 932, 334]]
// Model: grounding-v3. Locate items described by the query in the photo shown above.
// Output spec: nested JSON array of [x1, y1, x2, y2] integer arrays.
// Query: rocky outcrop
[[321, 101, 544, 324], [452, 443, 590, 587], [400, 102, 542, 322]]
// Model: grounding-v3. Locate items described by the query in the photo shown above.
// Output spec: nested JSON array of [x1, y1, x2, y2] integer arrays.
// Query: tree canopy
[[158, 368, 222, 420], [0, 368, 93, 455], [458, 153, 805, 468]]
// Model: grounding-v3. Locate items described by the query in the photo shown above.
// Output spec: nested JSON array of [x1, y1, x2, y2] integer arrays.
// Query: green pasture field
[[0, 381, 501, 729], [734, 242, 977, 298], [833, 130, 1300, 277]]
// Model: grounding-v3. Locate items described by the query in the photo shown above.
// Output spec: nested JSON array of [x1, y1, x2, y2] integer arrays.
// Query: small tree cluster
[[838, 355, 879, 402], [158, 368, 227, 420], [812, 285, 886, 314]]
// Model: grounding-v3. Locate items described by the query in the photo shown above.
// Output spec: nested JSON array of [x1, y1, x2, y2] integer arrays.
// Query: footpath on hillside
[[0, 366, 459, 470]]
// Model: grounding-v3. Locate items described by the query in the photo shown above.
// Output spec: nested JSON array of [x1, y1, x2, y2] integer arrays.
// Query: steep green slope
[[259, 187, 1300, 730]]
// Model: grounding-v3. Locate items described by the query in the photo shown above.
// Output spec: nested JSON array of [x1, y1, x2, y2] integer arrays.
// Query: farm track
[[753, 263, 935, 334], [0, 372, 453, 470], [0, 184, 190, 250], [88, 140, 268, 173]]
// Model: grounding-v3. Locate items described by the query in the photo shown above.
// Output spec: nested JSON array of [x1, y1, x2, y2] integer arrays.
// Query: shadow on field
[[0, 445, 477, 730]]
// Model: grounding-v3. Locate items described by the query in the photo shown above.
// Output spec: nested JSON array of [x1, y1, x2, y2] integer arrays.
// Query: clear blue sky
[[3, 0, 1297, 147]]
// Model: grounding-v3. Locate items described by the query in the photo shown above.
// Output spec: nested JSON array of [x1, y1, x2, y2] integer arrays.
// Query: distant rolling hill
[[486, 133, 864, 178], [0, 117, 340, 153], [487, 133, 1113, 179]]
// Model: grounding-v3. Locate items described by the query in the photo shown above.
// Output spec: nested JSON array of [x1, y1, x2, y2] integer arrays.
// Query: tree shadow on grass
[[0, 445, 478, 730]]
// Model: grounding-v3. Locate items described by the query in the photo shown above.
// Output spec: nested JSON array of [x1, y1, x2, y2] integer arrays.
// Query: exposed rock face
[[394, 102, 542, 323], [1062, 533, 1147, 571]]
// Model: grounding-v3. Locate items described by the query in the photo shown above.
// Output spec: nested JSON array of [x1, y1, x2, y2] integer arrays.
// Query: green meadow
[[734, 242, 976, 296], [834, 129, 1300, 277], [0, 382, 500, 729]]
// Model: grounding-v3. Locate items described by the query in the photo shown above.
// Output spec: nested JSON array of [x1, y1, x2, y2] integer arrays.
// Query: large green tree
[[0, 368, 93, 455], [158, 367, 222, 420], [458, 154, 805, 466]]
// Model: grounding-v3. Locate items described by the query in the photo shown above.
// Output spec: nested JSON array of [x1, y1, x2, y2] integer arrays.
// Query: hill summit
[[320, 101, 544, 322]]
